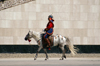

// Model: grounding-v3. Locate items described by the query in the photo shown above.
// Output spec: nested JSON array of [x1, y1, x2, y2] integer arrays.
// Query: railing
[[0, 0, 35, 11]]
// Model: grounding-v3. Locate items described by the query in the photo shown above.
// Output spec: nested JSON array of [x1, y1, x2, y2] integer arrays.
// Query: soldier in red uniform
[[44, 15, 54, 50]]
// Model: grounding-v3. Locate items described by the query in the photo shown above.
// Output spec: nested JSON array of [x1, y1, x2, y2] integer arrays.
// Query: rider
[[44, 15, 54, 50]]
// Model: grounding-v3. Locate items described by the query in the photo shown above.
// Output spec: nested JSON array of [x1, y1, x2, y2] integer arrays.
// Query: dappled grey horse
[[25, 30, 77, 60]]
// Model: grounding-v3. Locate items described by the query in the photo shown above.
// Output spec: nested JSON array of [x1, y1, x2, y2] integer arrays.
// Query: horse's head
[[24, 30, 33, 42], [25, 30, 41, 43]]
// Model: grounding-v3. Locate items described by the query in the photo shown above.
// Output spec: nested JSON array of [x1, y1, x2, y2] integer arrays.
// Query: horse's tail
[[65, 37, 78, 56]]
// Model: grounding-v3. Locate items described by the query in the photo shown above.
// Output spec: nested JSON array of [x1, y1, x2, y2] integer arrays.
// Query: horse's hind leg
[[59, 46, 66, 60], [43, 49, 48, 60]]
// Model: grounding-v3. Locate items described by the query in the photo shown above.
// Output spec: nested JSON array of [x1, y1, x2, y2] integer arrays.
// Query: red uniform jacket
[[46, 19, 54, 30]]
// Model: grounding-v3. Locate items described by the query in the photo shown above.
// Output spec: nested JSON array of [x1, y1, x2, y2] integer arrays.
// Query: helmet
[[48, 15, 53, 18]]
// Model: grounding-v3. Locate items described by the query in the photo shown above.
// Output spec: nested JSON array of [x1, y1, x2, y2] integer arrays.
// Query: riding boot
[[45, 38, 51, 50]]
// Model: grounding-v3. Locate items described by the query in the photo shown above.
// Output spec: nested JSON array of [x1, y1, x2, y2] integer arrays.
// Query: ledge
[[0, 0, 35, 11]]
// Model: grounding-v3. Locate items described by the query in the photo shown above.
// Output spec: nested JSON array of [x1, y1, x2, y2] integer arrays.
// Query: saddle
[[42, 34, 54, 48]]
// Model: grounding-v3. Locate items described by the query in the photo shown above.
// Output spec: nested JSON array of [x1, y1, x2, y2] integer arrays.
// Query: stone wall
[[0, 0, 100, 45]]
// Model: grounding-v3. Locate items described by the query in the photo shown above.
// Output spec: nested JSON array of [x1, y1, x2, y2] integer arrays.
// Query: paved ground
[[0, 53, 100, 58], [0, 58, 100, 66]]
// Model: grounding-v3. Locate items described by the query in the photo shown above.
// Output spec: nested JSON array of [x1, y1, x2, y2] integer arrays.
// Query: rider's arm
[[44, 22, 52, 31]]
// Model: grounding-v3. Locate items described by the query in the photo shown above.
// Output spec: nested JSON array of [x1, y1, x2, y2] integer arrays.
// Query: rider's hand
[[44, 28, 48, 32]]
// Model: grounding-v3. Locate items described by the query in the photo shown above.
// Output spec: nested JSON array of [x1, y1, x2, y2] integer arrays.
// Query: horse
[[24, 30, 77, 60]]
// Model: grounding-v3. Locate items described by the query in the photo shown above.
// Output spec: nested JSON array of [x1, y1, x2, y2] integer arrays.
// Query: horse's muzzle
[[24, 38, 28, 41]]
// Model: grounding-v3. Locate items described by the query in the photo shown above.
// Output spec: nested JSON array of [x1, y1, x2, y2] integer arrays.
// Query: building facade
[[0, 0, 100, 45]]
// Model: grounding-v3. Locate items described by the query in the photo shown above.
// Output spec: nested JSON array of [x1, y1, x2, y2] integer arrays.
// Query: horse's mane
[[32, 30, 41, 39]]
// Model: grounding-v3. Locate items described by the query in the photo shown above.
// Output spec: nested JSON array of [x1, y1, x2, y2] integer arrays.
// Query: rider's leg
[[45, 38, 51, 47], [44, 33, 51, 47]]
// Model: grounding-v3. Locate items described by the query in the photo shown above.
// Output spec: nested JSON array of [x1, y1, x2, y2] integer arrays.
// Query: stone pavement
[[0, 53, 100, 58], [0, 58, 100, 66]]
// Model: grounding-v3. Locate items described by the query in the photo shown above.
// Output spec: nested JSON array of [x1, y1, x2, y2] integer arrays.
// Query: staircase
[[0, 0, 35, 11]]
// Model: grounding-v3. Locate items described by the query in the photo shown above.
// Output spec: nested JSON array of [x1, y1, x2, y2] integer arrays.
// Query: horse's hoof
[[45, 58, 48, 60], [59, 58, 63, 60], [64, 55, 66, 59], [45, 59, 47, 60], [34, 58, 36, 60]]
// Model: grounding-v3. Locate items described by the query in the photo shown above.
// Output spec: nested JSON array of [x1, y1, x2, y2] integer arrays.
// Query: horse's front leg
[[34, 46, 42, 60], [43, 49, 48, 60]]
